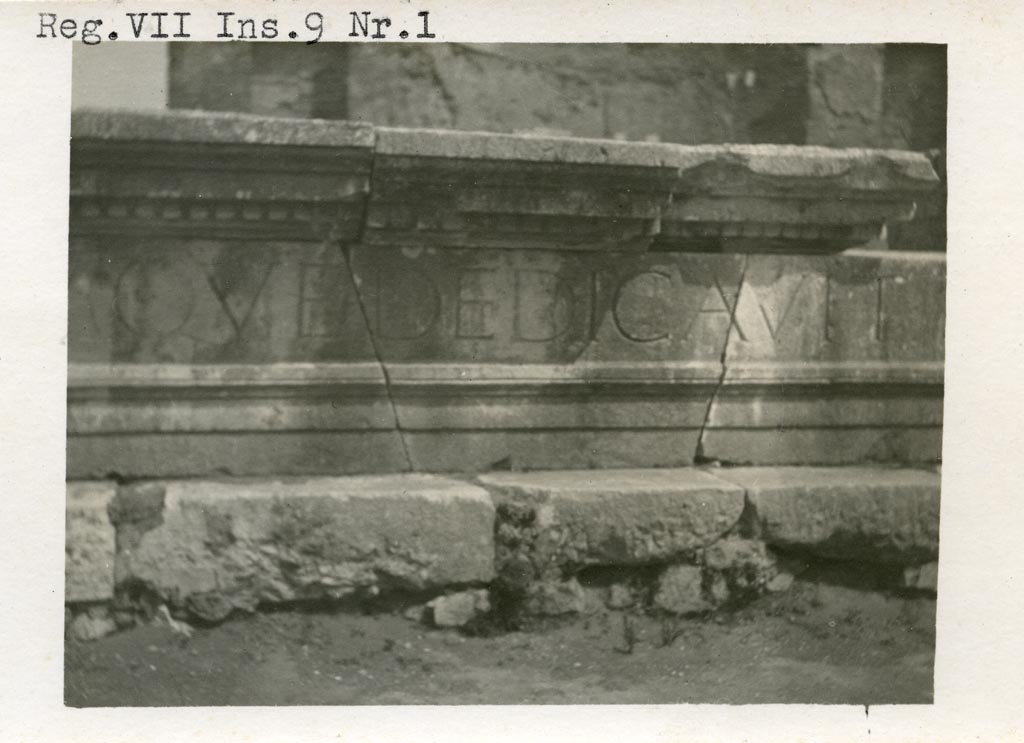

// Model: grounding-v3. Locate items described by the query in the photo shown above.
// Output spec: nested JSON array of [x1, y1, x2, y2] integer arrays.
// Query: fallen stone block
[[714, 467, 940, 565], [653, 565, 710, 614], [428, 589, 491, 627], [66, 481, 117, 602], [118, 475, 496, 608], [702, 537, 778, 604], [525, 578, 586, 616], [67, 612, 117, 642], [606, 583, 636, 610], [483, 468, 746, 580], [767, 572, 796, 593]]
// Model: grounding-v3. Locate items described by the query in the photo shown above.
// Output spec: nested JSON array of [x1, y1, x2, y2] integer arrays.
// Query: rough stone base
[[482, 468, 747, 577], [65, 466, 940, 622], [66, 482, 116, 602], [714, 466, 940, 564], [114, 475, 496, 611]]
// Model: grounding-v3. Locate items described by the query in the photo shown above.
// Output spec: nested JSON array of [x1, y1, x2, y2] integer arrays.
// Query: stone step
[[68, 475, 495, 618], [66, 481, 117, 602], [712, 466, 941, 564], [480, 468, 747, 576], [65, 466, 940, 617]]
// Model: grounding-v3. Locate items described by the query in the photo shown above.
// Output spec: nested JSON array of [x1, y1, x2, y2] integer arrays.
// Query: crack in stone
[[695, 255, 748, 462], [338, 157, 414, 472], [341, 255, 413, 471]]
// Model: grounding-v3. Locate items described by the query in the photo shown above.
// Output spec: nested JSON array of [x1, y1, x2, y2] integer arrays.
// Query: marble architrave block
[[66, 109, 944, 476], [366, 128, 938, 253], [67, 236, 943, 474], [70, 109, 375, 243], [702, 250, 945, 464]]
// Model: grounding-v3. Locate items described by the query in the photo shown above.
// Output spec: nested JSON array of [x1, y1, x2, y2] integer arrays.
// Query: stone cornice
[[70, 108, 939, 252]]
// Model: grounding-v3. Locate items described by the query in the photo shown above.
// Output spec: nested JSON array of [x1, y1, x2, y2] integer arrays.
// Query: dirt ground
[[65, 579, 935, 706]]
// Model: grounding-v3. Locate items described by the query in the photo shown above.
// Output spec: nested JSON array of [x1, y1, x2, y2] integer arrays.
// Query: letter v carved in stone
[[202, 260, 277, 338]]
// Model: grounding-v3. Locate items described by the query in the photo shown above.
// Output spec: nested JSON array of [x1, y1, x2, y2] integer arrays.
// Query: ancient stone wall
[[169, 43, 812, 145], [168, 43, 945, 151], [66, 109, 943, 626], [68, 109, 941, 477], [166, 43, 946, 252]]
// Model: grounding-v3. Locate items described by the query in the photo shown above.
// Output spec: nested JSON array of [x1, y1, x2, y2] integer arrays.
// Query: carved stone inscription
[[348, 247, 945, 365], [725, 254, 946, 363], [68, 238, 945, 366], [68, 237, 375, 364]]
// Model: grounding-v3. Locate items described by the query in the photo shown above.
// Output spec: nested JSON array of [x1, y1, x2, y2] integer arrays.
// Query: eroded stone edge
[[705, 467, 941, 564], [66, 481, 117, 603]]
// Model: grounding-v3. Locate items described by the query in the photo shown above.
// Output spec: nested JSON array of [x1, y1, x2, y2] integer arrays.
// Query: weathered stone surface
[[714, 467, 940, 564], [72, 108, 375, 147], [428, 589, 491, 627], [606, 583, 636, 609], [722, 252, 946, 367], [185, 592, 239, 624], [68, 363, 409, 479], [172, 44, 934, 152], [68, 612, 117, 642], [659, 143, 936, 250], [367, 129, 935, 252], [767, 572, 795, 593], [66, 109, 944, 476], [119, 476, 496, 607], [375, 126, 682, 167], [348, 248, 743, 364], [702, 537, 778, 604], [107, 481, 166, 584], [376, 120, 933, 188], [405, 430, 702, 473], [403, 604, 427, 622], [367, 135, 676, 253], [484, 468, 746, 578], [701, 251, 945, 465], [699, 428, 943, 467], [676, 144, 935, 187], [71, 109, 372, 245], [68, 431, 409, 479], [167, 44, 944, 244], [806, 45, 885, 148], [68, 240, 381, 365], [653, 565, 710, 614], [66, 482, 116, 602], [525, 578, 586, 616]]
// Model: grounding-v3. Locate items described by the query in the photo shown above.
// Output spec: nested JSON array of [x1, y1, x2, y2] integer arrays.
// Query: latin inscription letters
[[513, 269, 576, 342], [612, 270, 672, 343], [73, 243, 940, 364], [455, 269, 497, 339], [683, 278, 746, 342]]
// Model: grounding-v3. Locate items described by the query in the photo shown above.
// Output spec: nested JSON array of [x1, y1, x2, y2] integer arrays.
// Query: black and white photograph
[[63, 39, 946, 706], [2, 2, 1023, 741]]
